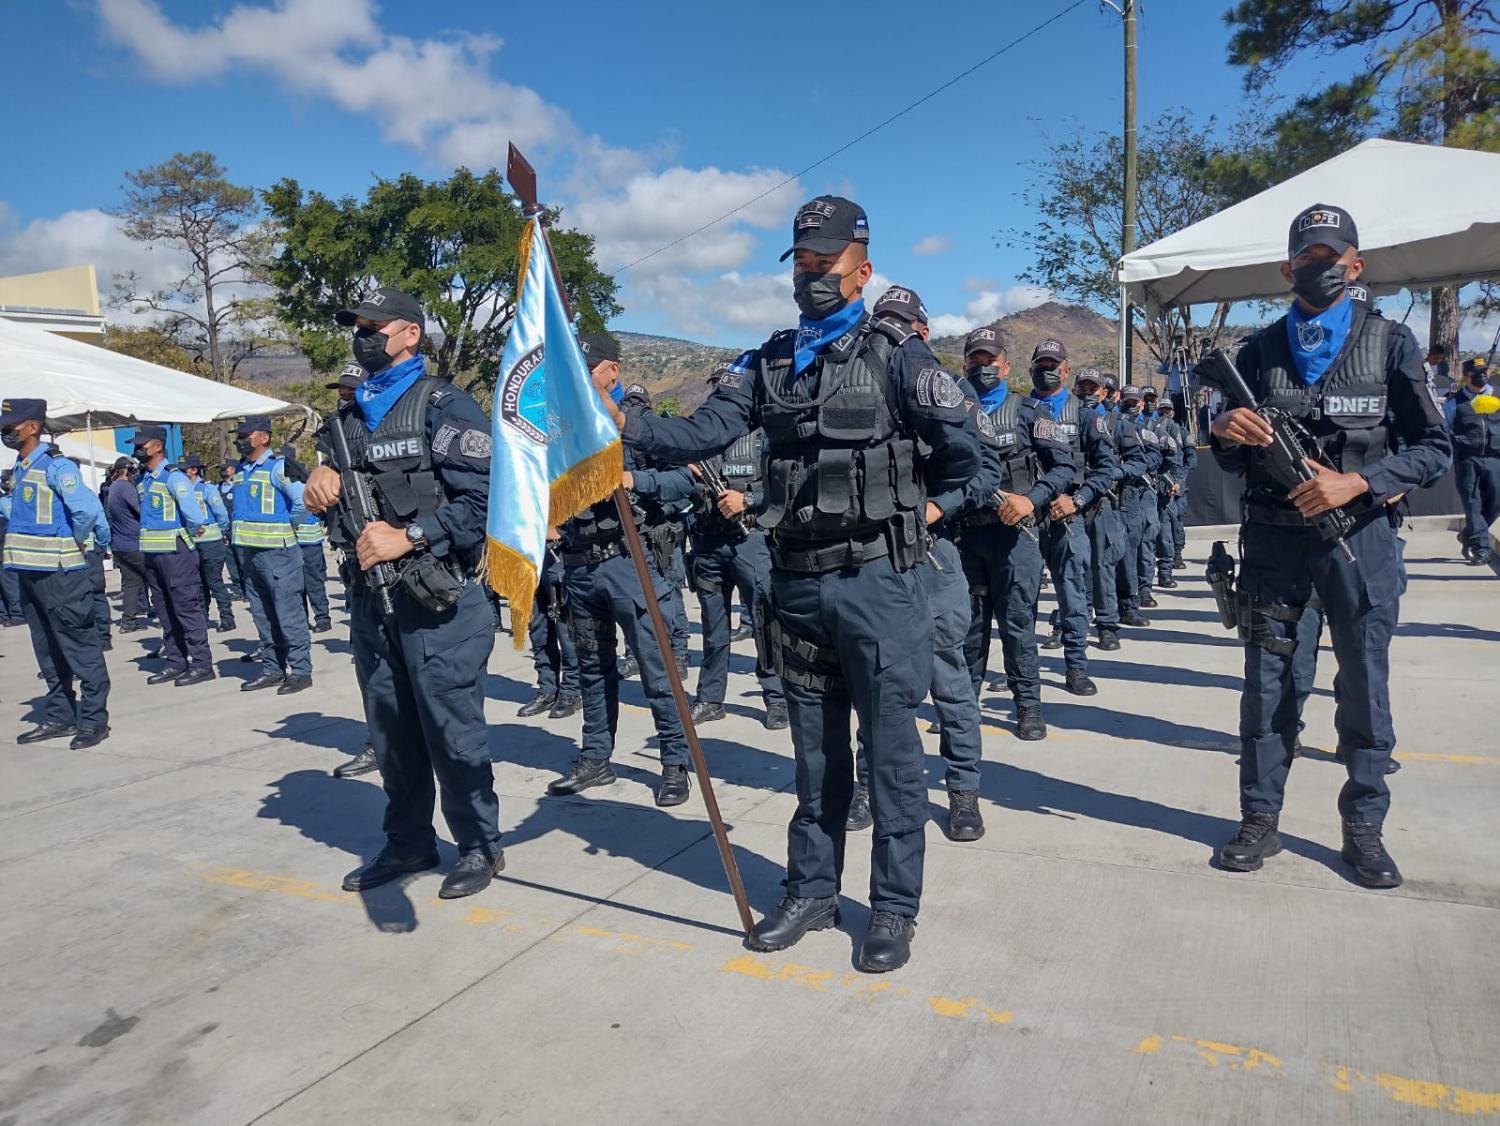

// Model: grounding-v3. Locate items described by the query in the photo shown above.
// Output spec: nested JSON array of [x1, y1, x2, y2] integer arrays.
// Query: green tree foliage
[[1221, 0, 1500, 349], [1003, 110, 1242, 360], [110, 152, 272, 385], [263, 168, 621, 390]]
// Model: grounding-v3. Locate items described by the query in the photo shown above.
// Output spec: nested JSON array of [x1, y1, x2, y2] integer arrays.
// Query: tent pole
[[85, 411, 95, 486], [1118, 284, 1130, 386]]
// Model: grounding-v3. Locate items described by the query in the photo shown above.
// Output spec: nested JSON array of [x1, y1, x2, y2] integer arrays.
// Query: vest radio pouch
[[397, 552, 464, 614], [752, 590, 785, 680]]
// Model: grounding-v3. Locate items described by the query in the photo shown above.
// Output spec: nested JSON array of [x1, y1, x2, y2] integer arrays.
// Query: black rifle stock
[[696, 458, 752, 541], [327, 418, 399, 616], [1196, 349, 1356, 562]]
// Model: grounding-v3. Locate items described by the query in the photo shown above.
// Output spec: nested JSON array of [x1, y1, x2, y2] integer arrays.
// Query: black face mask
[[1290, 260, 1348, 309], [352, 327, 394, 374], [234, 437, 254, 459], [0, 429, 23, 451], [134, 448, 153, 468], [965, 363, 1002, 392], [1032, 367, 1062, 394], [792, 271, 848, 320]]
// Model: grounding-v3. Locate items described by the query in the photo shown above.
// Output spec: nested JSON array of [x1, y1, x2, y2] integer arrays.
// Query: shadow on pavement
[[258, 768, 422, 934]]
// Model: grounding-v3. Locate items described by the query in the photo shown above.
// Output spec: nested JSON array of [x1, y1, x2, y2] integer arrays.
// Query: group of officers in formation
[[0, 191, 1472, 974]]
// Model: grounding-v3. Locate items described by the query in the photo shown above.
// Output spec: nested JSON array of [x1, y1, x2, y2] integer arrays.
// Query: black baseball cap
[[111, 456, 133, 472], [1032, 339, 1067, 364], [1142, 387, 1159, 400], [1120, 385, 1142, 402], [1074, 367, 1104, 389], [779, 195, 870, 262], [237, 416, 273, 436], [335, 287, 425, 327], [1289, 204, 1358, 258], [1158, 399, 1176, 413], [0, 399, 46, 426], [326, 363, 365, 391], [1100, 373, 1118, 391], [182, 454, 205, 469], [873, 285, 928, 325], [132, 425, 167, 447], [1463, 357, 1489, 377], [963, 325, 1008, 358], [577, 331, 621, 367]]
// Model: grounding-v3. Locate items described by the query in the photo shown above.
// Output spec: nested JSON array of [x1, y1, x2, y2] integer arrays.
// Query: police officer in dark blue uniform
[[1122, 388, 1164, 609], [1210, 204, 1450, 888], [1173, 404, 1198, 569], [1075, 368, 1143, 650], [846, 287, 990, 841], [1153, 400, 1186, 587], [303, 287, 504, 899], [2, 399, 112, 748], [134, 425, 216, 686], [546, 332, 699, 807], [231, 417, 313, 694], [685, 367, 787, 730], [516, 533, 582, 719], [1032, 340, 1119, 696], [604, 197, 980, 972], [1445, 357, 1500, 565], [954, 327, 1075, 742]]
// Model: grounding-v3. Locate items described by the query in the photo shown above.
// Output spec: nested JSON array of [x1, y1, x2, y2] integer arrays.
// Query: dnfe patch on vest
[[432, 423, 460, 456]]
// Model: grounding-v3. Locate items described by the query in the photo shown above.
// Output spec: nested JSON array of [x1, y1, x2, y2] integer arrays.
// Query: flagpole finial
[[507, 143, 543, 217]]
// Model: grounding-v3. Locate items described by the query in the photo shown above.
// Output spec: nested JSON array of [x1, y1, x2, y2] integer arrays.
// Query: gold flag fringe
[[483, 440, 621, 650]]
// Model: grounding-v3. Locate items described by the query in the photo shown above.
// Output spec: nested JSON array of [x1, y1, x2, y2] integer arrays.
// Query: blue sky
[[1, 0, 1456, 347]]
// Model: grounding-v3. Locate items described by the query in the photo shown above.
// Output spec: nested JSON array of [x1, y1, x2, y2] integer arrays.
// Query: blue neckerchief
[[793, 299, 865, 376], [1030, 387, 1068, 420], [355, 355, 427, 432], [1285, 296, 1352, 387], [978, 382, 1009, 414], [609, 382, 624, 405]]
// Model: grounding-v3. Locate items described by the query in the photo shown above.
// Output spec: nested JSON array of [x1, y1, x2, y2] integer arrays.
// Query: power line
[[609, 0, 1092, 277]]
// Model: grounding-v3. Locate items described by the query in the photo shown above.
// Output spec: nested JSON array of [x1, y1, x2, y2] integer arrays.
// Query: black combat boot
[[439, 848, 506, 899], [747, 895, 839, 952], [1139, 591, 1159, 609], [516, 690, 556, 718], [548, 692, 582, 719], [1065, 667, 1098, 696], [1040, 627, 1063, 650], [763, 700, 789, 730], [1016, 704, 1047, 741], [1157, 571, 1178, 589], [619, 653, 639, 679], [1172, 552, 1186, 570], [1096, 627, 1121, 651], [1120, 609, 1151, 627], [1217, 812, 1282, 872], [655, 765, 692, 807], [947, 791, 985, 842], [730, 621, 754, 642], [845, 785, 873, 831], [690, 700, 725, 724], [1341, 822, 1402, 888], [858, 912, 915, 973], [547, 757, 616, 796]]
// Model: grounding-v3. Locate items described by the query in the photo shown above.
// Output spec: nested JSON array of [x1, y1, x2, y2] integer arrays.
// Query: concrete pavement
[[1, 526, 1497, 1125]]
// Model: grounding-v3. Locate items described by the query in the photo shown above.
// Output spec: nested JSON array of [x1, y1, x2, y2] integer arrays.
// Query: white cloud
[[634, 271, 794, 340], [963, 276, 998, 292], [927, 284, 1053, 337], [912, 235, 950, 257]]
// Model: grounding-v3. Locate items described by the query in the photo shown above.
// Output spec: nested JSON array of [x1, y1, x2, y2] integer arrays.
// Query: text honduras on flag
[[485, 217, 622, 647]]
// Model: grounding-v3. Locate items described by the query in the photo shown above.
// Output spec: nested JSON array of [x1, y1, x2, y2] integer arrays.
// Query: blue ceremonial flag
[[486, 217, 622, 646]]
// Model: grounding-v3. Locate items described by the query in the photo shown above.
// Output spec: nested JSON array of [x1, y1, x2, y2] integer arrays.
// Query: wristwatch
[[405, 522, 428, 550]]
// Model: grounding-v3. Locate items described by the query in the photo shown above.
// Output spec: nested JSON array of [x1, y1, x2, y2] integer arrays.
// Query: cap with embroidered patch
[[1031, 338, 1067, 364], [779, 196, 870, 262], [1289, 203, 1358, 258], [963, 325, 1008, 358], [237, 416, 273, 436], [334, 287, 425, 327], [577, 331, 621, 366], [873, 285, 927, 325], [1120, 385, 1142, 402], [132, 425, 167, 447], [326, 363, 366, 391], [0, 399, 46, 426], [1074, 367, 1104, 389]]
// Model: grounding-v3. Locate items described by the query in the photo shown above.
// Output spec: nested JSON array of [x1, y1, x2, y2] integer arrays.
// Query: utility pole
[[1104, 0, 1138, 385]]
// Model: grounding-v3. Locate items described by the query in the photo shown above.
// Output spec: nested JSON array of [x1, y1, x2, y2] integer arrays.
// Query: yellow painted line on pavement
[[191, 866, 1500, 1117]]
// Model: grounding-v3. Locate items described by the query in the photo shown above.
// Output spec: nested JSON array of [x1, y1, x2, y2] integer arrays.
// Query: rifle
[[326, 416, 399, 616], [696, 457, 752, 541], [1195, 349, 1357, 563]]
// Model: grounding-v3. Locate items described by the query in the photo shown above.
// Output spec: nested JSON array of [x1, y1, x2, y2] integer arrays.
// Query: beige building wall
[[0, 265, 105, 340]]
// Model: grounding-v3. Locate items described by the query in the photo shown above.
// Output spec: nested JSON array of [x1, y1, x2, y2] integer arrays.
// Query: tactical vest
[[335, 377, 446, 538], [3, 451, 86, 572], [756, 319, 923, 549], [295, 514, 326, 545], [721, 429, 765, 493], [963, 392, 1036, 526], [139, 469, 195, 553], [1252, 305, 1392, 491], [231, 454, 297, 549], [563, 444, 674, 552], [1451, 390, 1500, 459], [1034, 394, 1084, 488], [190, 481, 223, 542]]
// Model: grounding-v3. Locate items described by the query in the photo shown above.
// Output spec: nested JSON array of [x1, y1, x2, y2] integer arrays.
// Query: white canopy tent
[[1117, 138, 1500, 316], [0, 315, 308, 486]]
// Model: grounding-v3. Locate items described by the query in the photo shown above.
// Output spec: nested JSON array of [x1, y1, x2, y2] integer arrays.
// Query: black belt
[[771, 533, 890, 574], [560, 539, 625, 568], [1245, 501, 1310, 528]]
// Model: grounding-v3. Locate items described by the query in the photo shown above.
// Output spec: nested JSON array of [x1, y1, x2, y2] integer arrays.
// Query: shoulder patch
[[915, 368, 965, 410], [1033, 418, 1057, 442], [432, 423, 460, 456], [458, 429, 492, 460], [715, 371, 743, 390], [975, 409, 997, 439], [1093, 415, 1108, 436]]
